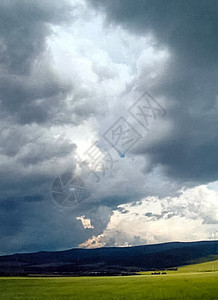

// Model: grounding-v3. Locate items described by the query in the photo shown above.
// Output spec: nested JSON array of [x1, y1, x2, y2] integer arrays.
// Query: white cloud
[[80, 185, 218, 248], [77, 215, 94, 229]]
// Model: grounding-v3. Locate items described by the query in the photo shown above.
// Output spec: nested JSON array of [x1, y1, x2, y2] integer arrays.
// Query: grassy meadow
[[0, 261, 218, 300]]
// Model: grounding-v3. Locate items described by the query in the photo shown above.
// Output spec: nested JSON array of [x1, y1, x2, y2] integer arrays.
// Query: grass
[[178, 259, 218, 273], [0, 261, 218, 299], [140, 258, 218, 275]]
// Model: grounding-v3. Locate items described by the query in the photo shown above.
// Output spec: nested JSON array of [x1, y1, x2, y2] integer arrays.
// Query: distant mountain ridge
[[1, 241, 218, 276]]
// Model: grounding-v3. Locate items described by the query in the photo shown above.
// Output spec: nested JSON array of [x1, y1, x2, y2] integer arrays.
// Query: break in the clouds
[[0, 0, 218, 254]]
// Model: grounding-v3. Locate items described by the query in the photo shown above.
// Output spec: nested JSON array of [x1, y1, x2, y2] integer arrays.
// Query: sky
[[0, 0, 218, 255]]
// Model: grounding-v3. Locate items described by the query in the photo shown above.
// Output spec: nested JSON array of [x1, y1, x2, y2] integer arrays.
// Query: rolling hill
[[0, 240, 218, 276]]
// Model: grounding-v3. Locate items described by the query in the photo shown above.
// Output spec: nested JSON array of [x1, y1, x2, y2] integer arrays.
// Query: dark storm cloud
[[1, 0, 218, 254], [89, 0, 218, 65], [0, 0, 92, 126], [0, 197, 91, 255], [0, 0, 118, 255], [0, 0, 74, 74], [0, 123, 77, 201], [0, 70, 71, 124], [0, 0, 88, 207], [89, 0, 218, 183], [0, 0, 89, 254]]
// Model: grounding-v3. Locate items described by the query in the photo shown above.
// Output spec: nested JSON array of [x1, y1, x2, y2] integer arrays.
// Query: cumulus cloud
[[79, 231, 146, 248], [80, 185, 218, 248]]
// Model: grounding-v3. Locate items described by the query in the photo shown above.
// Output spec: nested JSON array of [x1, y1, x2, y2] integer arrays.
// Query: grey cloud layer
[[0, 0, 90, 254], [1, 0, 218, 254], [0, 0, 96, 126], [0, 0, 74, 74], [0, 0, 127, 254], [89, 0, 218, 183]]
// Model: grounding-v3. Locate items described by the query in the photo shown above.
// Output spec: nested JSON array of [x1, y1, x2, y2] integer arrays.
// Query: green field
[[1, 261, 218, 300], [140, 258, 218, 275]]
